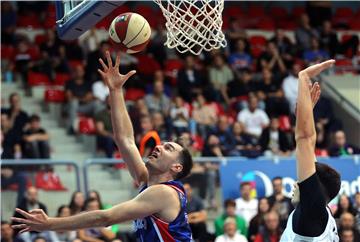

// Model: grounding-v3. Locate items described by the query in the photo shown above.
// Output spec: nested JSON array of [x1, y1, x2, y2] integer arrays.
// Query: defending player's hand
[[11, 208, 49, 233], [298, 59, 335, 80], [98, 51, 136, 91], [309, 82, 321, 108]]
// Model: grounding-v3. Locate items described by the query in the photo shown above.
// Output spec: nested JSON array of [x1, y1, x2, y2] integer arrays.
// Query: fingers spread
[[125, 70, 137, 80], [115, 53, 121, 68], [11, 217, 31, 224], [15, 208, 32, 218], [99, 58, 108, 71], [12, 224, 28, 229], [106, 51, 113, 67], [98, 69, 105, 78], [20, 227, 31, 234]]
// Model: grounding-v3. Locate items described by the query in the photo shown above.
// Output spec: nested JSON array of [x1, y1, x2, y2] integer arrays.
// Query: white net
[[153, 0, 227, 55]]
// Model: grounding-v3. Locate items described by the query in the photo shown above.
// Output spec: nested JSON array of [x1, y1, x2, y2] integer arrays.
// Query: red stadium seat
[[36, 171, 67, 191], [224, 6, 244, 19], [249, 35, 267, 58], [54, 73, 71, 86], [35, 34, 47, 45], [277, 20, 297, 30], [292, 7, 305, 18], [335, 7, 353, 18], [68, 60, 84, 69], [17, 14, 41, 28], [1, 45, 15, 60], [256, 18, 275, 30], [315, 149, 328, 157], [335, 58, 355, 74], [349, 19, 360, 30], [136, 54, 161, 76], [279, 115, 291, 131], [78, 117, 96, 134], [269, 7, 288, 20], [135, 5, 154, 19], [44, 87, 65, 103], [124, 88, 145, 101], [5, 177, 33, 191], [248, 6, 265, 18], [28, 72, 51, 86]]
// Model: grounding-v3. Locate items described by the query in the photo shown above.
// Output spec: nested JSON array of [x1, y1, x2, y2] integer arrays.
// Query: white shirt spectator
[[215, 232, 248, 242], [92, 80, 109, 102], [237, 109, 270, 137], [235, 197, 258, 225], [170, 106, 189, 128], [282, 74, 298, 114]]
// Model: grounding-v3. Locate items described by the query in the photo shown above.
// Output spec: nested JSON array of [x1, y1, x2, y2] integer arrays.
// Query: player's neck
[[148, 172, 174, 186]]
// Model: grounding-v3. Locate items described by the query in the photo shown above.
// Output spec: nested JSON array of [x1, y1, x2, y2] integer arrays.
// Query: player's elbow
[[295, 135, 316, 149]]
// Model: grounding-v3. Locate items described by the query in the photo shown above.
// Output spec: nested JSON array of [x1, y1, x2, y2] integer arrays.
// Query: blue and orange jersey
[[133, 180, 192, 242]]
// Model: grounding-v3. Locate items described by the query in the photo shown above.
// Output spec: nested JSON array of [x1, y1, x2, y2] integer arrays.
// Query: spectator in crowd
[[338, 212, 360, 241], [248, 198, 270, 242], [177, 55, 205, 102], [32, 237, 46, 242], [95, 97, 116, 158], [184, 183, 210, 242], [254, 211, 282, 242], [354, 192, 360, 232], [318, 20, 339, 58], [229, 39, 252, 76], [215, 217, 248, 242], [340, 228, 356, 242], [22, 114, 50, 159], [282, 62, 300, 114], [65, 65, 104, 134], [92, 76, 110, 103], [1, 113, 22, 159], [52, 205, 80, 242], [170, 96, 190, 135], [226, 18, 249, 53], [231, 122, 261, 158], [303, 37, 329, 64], [256, 68, 289, 116], [1, 221, 24, 242], [85, 40, 111, 83], [328, 130, 360, 157], [237, 96, 270, 140], [213, 116, 237, 156], [259, 117, 292, 157], [214, 199, 248, 237], [270, 29, 295, 68], [202, 134, 223, 157], [1, 1, 17, 45], [3, 93, 29, 138], [295, 13, 319, 52], [128, 98, 149, 139], [144, 80, 171, 116], [151, 111, 171, 141], [69, 191, 85, 215], [335, 194, 358, 219], [257, 41, 286, 75], [14, 39, 34, 95], [208, 54, 234, 103], [138, 115, 161, 157], [1, 166, 27, 206], [236, 182, 258, 225], [266, 177, 294, 229], [192, 94, 218, 137], [77, 198, 119, 242]]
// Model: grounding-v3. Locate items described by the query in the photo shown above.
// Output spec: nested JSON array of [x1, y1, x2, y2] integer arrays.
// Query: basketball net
[[153, 0, 227, 55]]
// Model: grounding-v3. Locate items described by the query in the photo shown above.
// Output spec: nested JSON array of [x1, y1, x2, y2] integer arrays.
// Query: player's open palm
[[98, 51, 136, 90], [11, 208, 49, 233]]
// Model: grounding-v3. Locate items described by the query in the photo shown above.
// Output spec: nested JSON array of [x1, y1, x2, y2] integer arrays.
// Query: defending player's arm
[[98, 51, 148, 184], [295, 60, 335, 182], [11, 185, 178, 233]]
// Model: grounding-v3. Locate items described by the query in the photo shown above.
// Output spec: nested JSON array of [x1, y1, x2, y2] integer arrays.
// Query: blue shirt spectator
[[229, 39, 252, 71]]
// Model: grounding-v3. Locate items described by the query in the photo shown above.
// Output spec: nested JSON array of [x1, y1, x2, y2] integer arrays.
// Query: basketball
[[108, 12, 151, 54]]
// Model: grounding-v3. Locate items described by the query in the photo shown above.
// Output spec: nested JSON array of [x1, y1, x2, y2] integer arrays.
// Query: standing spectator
[[295, 14, 319, 52], [340, 228, 356, 242], [192, 94, 218, 137], [138, 115, 161, 157], [184, 183, 209, 242], [65, 65, 104, 134], [215, 217, 248, 242], [177, 55, 205, 102], [144, 80, 171, 116], [334, 194, 357, 219], [214, 199, 248, 237], [282, 62, 300, 114], [259, 117, 292, 157], [22, 115, 50, 159], [248, 198, 270, 242], [237, 96, 270, 139], [235, 182, 258, 225], [266, 177, 294, 229], [328, 131, 360, 157], [254, 211, 282, 242], [208, 54, 234, 103], [170, 96, 190, 135], [1, 221, 24, 242], [95, 97, 116, 158], [53, 205, 80, 242], [303, 37, 329, 64], [69, 191, 85, 215], [229, 39, 252, 76]]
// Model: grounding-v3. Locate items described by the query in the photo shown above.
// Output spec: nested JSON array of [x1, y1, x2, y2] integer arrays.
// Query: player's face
[[291, 182, 300, 204], [146, 142, 183, 175]]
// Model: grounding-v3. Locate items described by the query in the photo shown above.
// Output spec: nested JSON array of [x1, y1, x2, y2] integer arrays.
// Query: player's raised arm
[[98, 51, 148, 184], [295, 60, 335, 182]]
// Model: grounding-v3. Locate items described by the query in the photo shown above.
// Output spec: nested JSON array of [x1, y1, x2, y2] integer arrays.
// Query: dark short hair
[[56, 205, 69, 217], [224, 199, 236, 208], [240, 182, 251, 189], [83, 197, 99, 210], [30, 114, 40, 122], [175, 148, 193, 180], [272, 176, 282, 182], [316, 162, 341, 202], [9, 92, 18, 102]]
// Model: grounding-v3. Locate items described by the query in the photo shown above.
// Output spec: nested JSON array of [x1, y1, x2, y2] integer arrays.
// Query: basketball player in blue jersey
[[11, 51, 193, 242], [280, 59, 341, 242]]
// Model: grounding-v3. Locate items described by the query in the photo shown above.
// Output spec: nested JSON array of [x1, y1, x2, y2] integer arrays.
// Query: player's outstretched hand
[[310, 82, 321, 108], [98, 51, 136, 91], [299, 59, 335, 80], [11, 208, 49, 233]]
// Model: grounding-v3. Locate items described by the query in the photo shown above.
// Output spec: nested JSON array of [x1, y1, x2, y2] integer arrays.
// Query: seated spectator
[[214, 199, 247, 237], [1, 113, 22, 159], [184, 183, 210, 242], [69, 191, 85, 215], [78, 198, 119, 242], [328, 130, 360, 157], [1, 166, 27, 206], [334, 194, 357, 219], [259, 117, 292, 157], [202, 134, 223, 157], [237, 96, 270, 139], [338, 212, 360, 241], [318, 21, 339, 58], [314, 91, 341, 133], [65, 65, 104, 134], [226, 18, 249, 53], [303, 37, 329, 64], [248, 198, 270, 242], [1, 1, 17, 45], [236, 182, 258, 225], [95, 97, 116, 158], [1, 220, 24, 242], [138, 115, 161, 157], [282, 62, 300, 114], [170, 96, 190, 135], [295, 14, 319, 53], [215, 217, 248, 242], [144, 80, 171, 116], [151, 111, 171, 141], [229, 39, 252, 76], [177, 55, 206, 102], [22, 114, 50, 159], [53, 205, 80, 242], [270, 29, 295, 68], [256, 68, 289, 116], [254, 211, 282, 242], [213, 116, 237, 156], [354, 192, 360, 232], [128, 98, 149, 139], [92, 76, 109, 103], [266, 177, 294, 229], [192, 94, 218, 137], [257, 41, 286, 75], [208, 54, 234, 103], [340, 228, 356, 242], [231, 122, 261, 158], [85, 40, 111, 83]]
